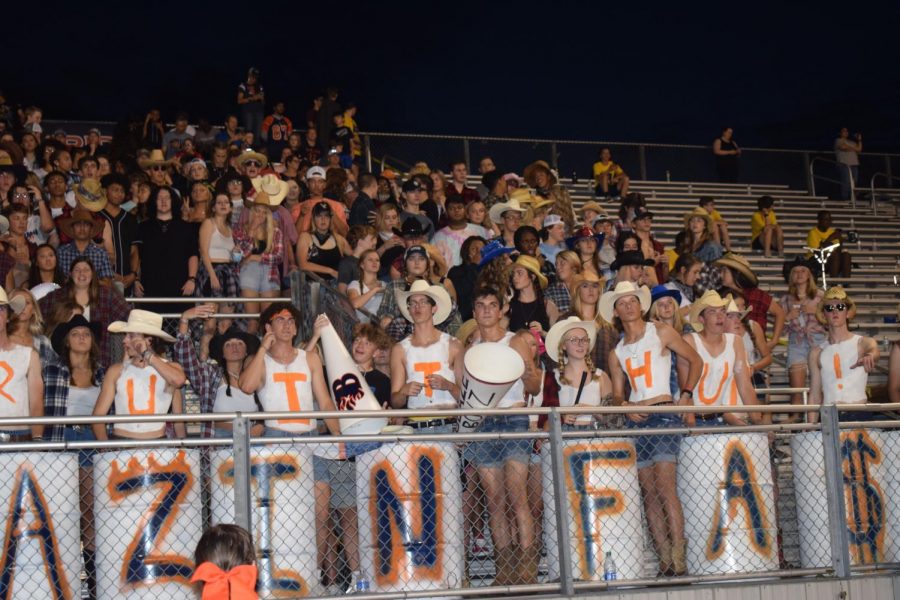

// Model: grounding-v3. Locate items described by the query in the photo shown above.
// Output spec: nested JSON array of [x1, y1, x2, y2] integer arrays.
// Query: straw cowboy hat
[[682, 206, 714, 231], [236, 148, 269, 169], [689, 290, 733, 333], [488, 195, 528, 224], [598, 281, 651, 324], [73, 179, 108, 212], [567, 270, 604, 297], [511, 254, 548, 290], [725, 297, 751, 320], [509, 188, 552, 210], [138, 149, 172, 169], [108, 309, 177, 343], [545, 316, 597, 362], [815, 285, 857, 325], [395, 279, 453, 324], [251, 174, 288, 206], [523, 160, 556, 187], [580, 201, 604, 216], [58, 208, 104, 240], [713, 252, 758, 287], [0, 214, 9, 236], [454, 319, 479, 346]]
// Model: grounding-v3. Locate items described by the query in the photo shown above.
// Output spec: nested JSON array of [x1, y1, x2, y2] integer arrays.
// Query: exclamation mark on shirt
[[833, 354, 843, 390]]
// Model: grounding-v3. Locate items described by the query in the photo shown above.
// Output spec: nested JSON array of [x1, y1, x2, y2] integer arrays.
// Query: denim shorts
[[240, 261, 281, 293], [626, 413, 683, 469], [472, 415, 532, 469], [316, 457, 357, 509], [786, 332, 826, 367], [64, 426, 96, 468]]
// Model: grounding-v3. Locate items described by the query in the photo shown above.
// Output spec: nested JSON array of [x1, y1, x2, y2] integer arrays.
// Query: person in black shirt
[[350, 323, 393, 409], [349, 173, 377, 227], [99, 173, 140, 294]]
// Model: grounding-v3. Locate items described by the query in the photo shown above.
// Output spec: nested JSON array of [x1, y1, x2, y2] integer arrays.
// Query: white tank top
[[820, 335, 868, 405], [208, 223, 236, 261], [259, 350, 316, 432], [614, 323, 672, 403], [213, 382, 258, 413], [475, 332, 524, 408], [401, 332, 457, 410], [67, 385, 100, 416], [0, 345, 33, 427], [690, 333, 739, 407], [114, 360, 174, 435], [556, 368, 603, 426]]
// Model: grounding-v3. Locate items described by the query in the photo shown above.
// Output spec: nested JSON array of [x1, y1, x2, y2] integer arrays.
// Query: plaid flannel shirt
[[173, 332, 221, 438], [233, 225, 284, 284], [43, 355, 105, 443]]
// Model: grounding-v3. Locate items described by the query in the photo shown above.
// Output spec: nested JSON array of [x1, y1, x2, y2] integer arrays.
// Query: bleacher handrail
[[810, 155, 857, 209], [869, 172, 900, 216]]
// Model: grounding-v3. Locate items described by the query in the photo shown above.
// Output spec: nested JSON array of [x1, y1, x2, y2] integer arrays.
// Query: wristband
[[142, 349, 153, 362], [680, 389, 693, 398]]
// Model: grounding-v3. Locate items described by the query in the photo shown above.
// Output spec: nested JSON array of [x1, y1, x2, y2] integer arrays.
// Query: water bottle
[[355, 571, 370, 593], [231, 248, 243, 264], [572, 170, 578, 185], [603, 551, 617, 581]]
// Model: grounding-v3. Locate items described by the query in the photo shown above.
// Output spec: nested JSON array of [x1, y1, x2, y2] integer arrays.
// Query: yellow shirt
[[806, 226, 836, 256], [593, 161, 623, 181], [344, 113, 361, 157], [709, 208, 724, 222], [750, 210, 777, 241]]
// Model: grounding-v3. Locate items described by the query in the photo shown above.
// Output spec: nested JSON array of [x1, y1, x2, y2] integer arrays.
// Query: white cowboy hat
[[544, 317, 597, 362], [0, 287, 8, 306], [598, 281, 651, 324], [488, 196, 527, 224], [108, 309, 176, 342], [725, 297, 751, 320], [251, 174, 288, 206], [689, 290, 733, 333], [395, 279, 452, 325]]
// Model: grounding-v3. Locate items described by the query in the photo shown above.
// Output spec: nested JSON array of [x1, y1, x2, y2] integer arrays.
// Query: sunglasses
[[151, 166, 165, 172], [245, 160, 261, 167], [823, 303, 847, 313]]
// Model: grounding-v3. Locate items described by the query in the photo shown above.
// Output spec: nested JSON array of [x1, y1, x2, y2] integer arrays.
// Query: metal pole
[[231, 415, 253, 533], [803, 152, 813, 195], [819, 405, 850, 578], [551, 142, 559, 172], [547, 409, 575, 596], [639, 145, 647, 180], [463, 138, 471, 174], [848, 164, 857, 209], [364, 134, 373, 173]]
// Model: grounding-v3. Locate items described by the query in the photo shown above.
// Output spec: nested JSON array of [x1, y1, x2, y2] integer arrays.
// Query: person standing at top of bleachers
[[712, 126, 741, 183], [749, 195, 784, 258], [834, 127, 862, 201]]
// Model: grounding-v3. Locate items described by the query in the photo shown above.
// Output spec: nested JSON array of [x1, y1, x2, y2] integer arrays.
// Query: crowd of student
[[0, 88, 897, 594]]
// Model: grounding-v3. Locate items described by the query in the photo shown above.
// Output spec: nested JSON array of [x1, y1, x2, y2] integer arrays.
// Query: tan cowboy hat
[[523, 160, 556, 187], [682, 206, 714, 231], [455, 319, 479, 346], [511, 254, 548, 290], [713, 252, 759, 287], [138, 149, 172, 169], [59, 208, 104, 239], [108, 309, 177, 342], [815, 285, 857, 325], [251, 174, 288, 206], [598, 281, 651, 324], [73, 179, 108, 212], [580, 201, 605, 215], [0, 287, 9, 306], [725, 297, 751, 320], [689, 290, 733, 332], [488, 195, 528, 224], [545, 316, 597, 362], [395, 279, 453, 325], [567, 270, 604, 297], [236, 149, 269, 169]]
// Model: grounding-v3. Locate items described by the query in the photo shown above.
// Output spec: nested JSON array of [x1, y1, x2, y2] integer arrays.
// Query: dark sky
[[3, 1, 898, 151]]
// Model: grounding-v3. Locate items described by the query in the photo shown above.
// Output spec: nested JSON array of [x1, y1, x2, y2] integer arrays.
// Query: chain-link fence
[[1, 405, 898, 599]]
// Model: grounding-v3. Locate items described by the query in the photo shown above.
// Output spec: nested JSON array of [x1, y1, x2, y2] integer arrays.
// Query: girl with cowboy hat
[[174, 303, 263, 438], [92, 309, 187, 441], [715, 252, 785, 350], [544, 250, 582, 319], [508, 254, 550, 334], [566, 226, 603, 279], [680, 207, 724, 264], [523, 160, 576, 229], [560, 270, 620, 375]]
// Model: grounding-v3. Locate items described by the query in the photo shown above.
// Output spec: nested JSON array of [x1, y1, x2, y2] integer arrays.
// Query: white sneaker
[[345, 572, 358, 594]]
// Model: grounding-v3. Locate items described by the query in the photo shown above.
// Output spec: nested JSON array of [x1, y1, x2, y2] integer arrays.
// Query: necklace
[[227, 370, 241, 380]]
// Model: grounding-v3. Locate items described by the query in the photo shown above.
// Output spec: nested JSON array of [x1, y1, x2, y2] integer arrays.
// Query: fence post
[[551, 142, 559, 172], [231, 415, 253, 533], [638, 145, 647, 180], [547, 409, 575, 595], [364, 134, 373, 173], [819, 404, 850, 578], [463, 138, 471, 173]]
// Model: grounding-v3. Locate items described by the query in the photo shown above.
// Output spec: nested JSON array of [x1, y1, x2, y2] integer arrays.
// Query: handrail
[[810, 156, 857, 209], [869, 172, 900, 217]]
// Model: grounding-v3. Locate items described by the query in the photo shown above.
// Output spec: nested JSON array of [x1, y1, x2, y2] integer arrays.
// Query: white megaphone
[[458, 342, 525, 435], [318, 317, 389, 435]]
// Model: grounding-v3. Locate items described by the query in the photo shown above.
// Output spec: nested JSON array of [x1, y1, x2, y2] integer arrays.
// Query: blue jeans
[[64, 426, 96, 468], [838, 164, 858, 201]]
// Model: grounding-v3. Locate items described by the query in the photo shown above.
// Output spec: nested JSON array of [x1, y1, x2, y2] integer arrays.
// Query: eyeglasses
[[823, 303, 848, 313], [564, 337, 590, 345], [407, 299, 434, 309]]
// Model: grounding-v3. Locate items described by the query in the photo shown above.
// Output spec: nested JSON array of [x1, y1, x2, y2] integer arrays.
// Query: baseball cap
[[401, 179, 423, 193], [542, 214, 565, 228], [404, 245, 428, 261], [400, 218, 426, 238], [306, 166, 326, 180]]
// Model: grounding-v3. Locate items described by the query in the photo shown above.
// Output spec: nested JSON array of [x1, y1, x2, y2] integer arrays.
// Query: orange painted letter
[[624, 351, 653, 391], [414, 362, 441, 398], [273, 372, 310, 425], [127, 375, 157, 414]]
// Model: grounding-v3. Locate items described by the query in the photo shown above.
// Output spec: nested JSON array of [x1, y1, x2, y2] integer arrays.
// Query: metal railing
[[810, 156, 858, 209], [869, 172, 900, 217], [3, 403, 899, 599]]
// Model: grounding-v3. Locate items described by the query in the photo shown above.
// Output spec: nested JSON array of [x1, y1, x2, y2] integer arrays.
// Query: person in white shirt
[[0, 287, 43, 441]]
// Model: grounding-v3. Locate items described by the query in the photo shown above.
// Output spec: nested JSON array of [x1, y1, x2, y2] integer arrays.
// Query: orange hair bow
[[191, 562, 258, 600]]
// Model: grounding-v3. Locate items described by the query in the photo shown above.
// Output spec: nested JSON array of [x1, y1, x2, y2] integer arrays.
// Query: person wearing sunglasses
[[807, 286, 880, 424]]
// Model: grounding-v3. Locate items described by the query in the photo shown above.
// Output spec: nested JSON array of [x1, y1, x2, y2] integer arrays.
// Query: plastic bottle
[[603, 551, 617, 581], [355, 571, 370, 593]]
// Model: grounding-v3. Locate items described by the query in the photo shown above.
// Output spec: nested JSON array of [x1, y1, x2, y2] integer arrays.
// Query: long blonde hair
[[788, 267, 819, 301], [556, 335, 599, 385], [570, 283, 615, 331], [250, 205, 276, 254], [649, 297, 684, 333]]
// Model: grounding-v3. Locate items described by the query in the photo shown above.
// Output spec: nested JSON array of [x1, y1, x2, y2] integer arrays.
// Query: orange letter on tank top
[[833, 354, 843, 390], [414, 362, 442, 398], [697, 362, 731, 406], [127, 375, 157, 414], [273, 372, 310, 425], [0, 361, 14, 404], [624, 352, 653, 391]]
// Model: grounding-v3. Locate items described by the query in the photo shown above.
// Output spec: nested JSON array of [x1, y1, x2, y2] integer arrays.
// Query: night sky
[[3, 1, 898, 151]]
